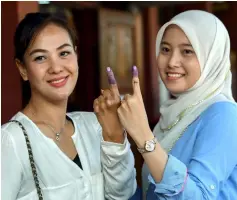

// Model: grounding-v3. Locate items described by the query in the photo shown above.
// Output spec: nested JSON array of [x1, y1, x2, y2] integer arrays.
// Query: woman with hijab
[[116, 10, 237, 199]]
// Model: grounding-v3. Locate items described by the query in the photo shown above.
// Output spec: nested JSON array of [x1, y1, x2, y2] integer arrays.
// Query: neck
[[23, 94, 68, 130]]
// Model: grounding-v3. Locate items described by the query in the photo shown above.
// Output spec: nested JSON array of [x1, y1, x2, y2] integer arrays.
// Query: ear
[[15, 59, 28, 81]]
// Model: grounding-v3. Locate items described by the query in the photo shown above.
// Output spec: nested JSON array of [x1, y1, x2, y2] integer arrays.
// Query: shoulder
[[1, 113, 29, 160], [1, 112, 28, 140], [196, 101, 237, 143], [1, 112, 38, 153], [185, 101, 237, 160], [200, 101, 237, 121]]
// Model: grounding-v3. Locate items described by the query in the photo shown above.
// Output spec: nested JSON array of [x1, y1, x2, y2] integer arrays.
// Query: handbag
[[9, 120, 43, 200]]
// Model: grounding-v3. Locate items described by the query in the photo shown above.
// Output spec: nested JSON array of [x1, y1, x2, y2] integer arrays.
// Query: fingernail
[[101, 89, 104, 94], [132, 65, 138, 77], [107, 67, 117, 84]]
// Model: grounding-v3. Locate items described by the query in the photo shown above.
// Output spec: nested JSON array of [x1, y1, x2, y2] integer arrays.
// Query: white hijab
[[153, 10, 235, 153], [142, 10, 235, 199]]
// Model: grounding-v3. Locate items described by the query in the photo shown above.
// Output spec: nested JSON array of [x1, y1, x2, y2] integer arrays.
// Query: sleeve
[[101, 133, 137, 200], [92, 115, 137, 200], [147, 103, 237, 199], [1, 128, 23, 200]]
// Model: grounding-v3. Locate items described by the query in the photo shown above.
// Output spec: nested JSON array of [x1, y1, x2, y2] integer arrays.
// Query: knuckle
[[93, 103, 100, 112], [106, 100, 112, 107], [100, 102, 107, 111], [121, 102, 127, 108], [103, 89, 112, 97], [117, 107, 122, 115], [98, 95, 104, 103], [93, 98, 99, 105]]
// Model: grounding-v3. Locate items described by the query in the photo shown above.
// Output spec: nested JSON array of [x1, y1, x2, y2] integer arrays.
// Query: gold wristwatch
[[137, 137, 157, 154]]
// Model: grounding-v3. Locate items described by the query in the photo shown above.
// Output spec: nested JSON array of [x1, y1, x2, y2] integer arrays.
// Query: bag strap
[[9, 120, 43, 200]]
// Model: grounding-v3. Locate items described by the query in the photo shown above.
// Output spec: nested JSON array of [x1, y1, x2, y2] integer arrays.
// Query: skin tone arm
[[93, 67, 124, 144], [117, 66, 168, 182]]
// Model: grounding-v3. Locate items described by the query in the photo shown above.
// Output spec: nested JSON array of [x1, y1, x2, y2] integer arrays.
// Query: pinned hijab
[[153, 10, 235, 152]]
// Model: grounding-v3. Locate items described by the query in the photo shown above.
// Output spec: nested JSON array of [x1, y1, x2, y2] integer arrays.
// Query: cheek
[[157, 55, 167, 73], [27, 65, 46, 82], [187, 60, 201, 78], [66, 56, 78, 72], [185, 60, 201, 86]]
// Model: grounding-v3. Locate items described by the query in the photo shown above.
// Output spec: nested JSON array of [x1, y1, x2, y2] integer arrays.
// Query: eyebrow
[[161, 41, 193, 47], [29, 43, 72, 56]]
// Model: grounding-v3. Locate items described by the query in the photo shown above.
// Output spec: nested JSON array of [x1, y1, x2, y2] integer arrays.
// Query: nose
[[168, 51, 181, 69], [48, 57, 64, 74]]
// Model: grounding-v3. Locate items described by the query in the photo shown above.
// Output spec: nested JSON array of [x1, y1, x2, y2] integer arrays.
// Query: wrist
[[135, 130, 154, 148], [102, 129, 125, 144]]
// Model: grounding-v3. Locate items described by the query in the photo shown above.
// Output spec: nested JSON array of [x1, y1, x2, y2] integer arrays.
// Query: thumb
[[132, 66, 142, 99], [106, 67, 120, 96]]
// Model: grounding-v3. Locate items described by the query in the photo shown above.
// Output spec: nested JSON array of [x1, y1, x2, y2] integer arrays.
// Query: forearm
[[147, 155, 219, 199], [136, 130, 168, 183], [101, 137, 137, 199], [142, 142, 168, 182]]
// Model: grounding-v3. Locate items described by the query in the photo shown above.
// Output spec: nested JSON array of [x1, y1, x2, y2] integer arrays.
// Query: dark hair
[[14, 12, 78, 62]]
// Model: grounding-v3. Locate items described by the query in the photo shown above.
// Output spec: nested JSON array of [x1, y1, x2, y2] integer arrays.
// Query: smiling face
[[17, 23, 78, 103], [157, 25, 201, 95]]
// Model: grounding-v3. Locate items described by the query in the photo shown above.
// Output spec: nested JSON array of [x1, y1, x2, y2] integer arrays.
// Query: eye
[[60, 51, 71, 57], [161, 47, 170, 54], [183, 49, 194, 55], [34, 56, 46, 62]]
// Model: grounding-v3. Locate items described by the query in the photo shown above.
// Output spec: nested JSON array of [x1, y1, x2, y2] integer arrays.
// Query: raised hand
[[93, 67, 124, 143], [117, 66, 154, 148]]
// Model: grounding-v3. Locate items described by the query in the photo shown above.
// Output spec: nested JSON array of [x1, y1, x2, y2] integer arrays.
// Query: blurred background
[[2, 1, 237, 186]]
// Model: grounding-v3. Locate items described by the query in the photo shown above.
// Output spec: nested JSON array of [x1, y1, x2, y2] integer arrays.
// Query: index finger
[[132, 66, 142, 100], [106, 67, 120, 96]]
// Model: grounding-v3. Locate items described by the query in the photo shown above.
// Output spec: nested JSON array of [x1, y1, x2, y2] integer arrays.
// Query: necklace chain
[[160, 85, 220, 133], [161, 69, 230, 133], [38, 121, 66, 142], [162, 70, 230, 153], [29, 109, 67, 142]]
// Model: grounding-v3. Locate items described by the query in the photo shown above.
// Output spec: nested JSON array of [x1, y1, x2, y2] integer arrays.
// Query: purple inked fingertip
[[132, 65, 138, 77], [107, 67, 111, 72], [106, 67, 117, 84]]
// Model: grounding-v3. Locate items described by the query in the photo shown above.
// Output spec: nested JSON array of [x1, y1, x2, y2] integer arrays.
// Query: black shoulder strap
[[9, 120, 43, 200]]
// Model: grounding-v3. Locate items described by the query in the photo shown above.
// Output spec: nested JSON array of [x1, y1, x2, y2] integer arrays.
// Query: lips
[[48, 76, 69, 88], [167, 73, 183, 77], [166, 72, 185, 80]]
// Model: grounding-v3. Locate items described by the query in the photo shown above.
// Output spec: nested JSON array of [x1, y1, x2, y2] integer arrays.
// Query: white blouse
[[1, 112, 137, 200]]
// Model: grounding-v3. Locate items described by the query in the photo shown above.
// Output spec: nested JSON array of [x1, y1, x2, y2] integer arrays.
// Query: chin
[[45, 91, 71, 103], [168, 87, 188, 95], [57, 92, 71, 100]]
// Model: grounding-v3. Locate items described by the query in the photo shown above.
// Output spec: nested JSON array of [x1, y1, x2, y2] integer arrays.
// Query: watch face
[[145, 141, 155, 152]]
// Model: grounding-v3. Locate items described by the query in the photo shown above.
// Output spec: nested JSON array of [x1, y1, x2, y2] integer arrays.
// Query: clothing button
[[175, 172, 179, 175], [210, 185, 215, 190], [150, 184, 155, 190]]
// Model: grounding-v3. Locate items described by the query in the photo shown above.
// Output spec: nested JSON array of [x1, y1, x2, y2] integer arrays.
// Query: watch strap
[[137, 136, 157, 154]]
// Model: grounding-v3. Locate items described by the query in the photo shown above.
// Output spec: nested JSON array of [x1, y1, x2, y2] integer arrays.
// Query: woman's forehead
[[26, 24, 72, 52], [162, 24, 191, 45]]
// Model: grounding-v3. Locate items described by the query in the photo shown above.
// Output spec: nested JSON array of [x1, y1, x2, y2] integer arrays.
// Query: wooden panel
[[99, 8, 144, 96], [99, 9, 145, 187]]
